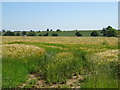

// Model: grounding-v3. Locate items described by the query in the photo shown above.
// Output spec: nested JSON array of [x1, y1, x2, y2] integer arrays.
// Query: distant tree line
[[2, 26, 118, 37], [75, 26, 118, 37], [2, 30, 59, 37]]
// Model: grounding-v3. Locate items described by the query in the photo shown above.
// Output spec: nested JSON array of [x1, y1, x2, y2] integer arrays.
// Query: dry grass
[[2, 36, 118, 46], [2, 44, 45, 59]]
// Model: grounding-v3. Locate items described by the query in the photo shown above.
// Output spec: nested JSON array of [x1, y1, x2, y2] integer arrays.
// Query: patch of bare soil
[[19, 73, 84, 88]]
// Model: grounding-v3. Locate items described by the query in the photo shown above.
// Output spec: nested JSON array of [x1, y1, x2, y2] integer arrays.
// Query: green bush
[[43, 33, 49, 36], [38, 34, 42, 36], [75, 32, 82, 37], [52, 33, 58, 36], [27, 32, 36, 36], [91, 31, 99, 36], [3, 31, 15, 36]]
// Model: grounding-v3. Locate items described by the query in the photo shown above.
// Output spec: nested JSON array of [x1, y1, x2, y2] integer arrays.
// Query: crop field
[[1, 36, 119, 88], [35, 30, 103, 37]]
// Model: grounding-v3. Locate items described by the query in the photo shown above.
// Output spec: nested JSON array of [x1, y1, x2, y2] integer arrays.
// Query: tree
[[107, 28, 117, 37], [39, 34, 42, 36], [56, 29, 61, 32], [2, 29, 5, 32], [3, 31, 15, 36], [16, 32, 20, 36], [47, 28, 49, 32], [91, 31, 99, 36], [101, 28, 107, 36], [27, 32, 36, 36], [75, 32, 82, 37], [52, 33, 58, 36], [50, 29, 53, 31], [106, 26, 112, 30], [43, 33, 49, 36], [22, 31, 27, 36], [101, 26, 117, 37], [38, 30, 41, 33], [30, 30, 33, 32]]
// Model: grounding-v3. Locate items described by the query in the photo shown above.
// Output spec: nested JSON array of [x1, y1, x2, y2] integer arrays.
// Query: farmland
[[1, 36, 119, 88], [31, 30, 103, 37]]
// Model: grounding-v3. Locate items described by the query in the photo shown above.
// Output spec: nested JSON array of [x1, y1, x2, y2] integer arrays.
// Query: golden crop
[[2, 36, 118, 46], [2, 44, 45, 59]]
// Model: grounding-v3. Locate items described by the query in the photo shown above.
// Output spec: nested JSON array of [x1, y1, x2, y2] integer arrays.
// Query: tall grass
[[2, 36, 119, 88], [2, 44, 45, 88], [81, 52, 119, 88]]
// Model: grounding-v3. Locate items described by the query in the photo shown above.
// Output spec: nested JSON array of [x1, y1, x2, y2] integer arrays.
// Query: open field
[[35, 30, 103, 37], [2, 30, 103, 37], [1, 36, 119, 88]]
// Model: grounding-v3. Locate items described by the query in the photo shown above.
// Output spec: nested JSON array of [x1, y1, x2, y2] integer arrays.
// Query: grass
[[1, 36, 119, 88], [2, 30, 103, 37], [82, 61, 119, 88], [2, 58, 28, 88], [2, 44, 45, 88], [81, 50, 119, 88], [35, 30, 103, 37]]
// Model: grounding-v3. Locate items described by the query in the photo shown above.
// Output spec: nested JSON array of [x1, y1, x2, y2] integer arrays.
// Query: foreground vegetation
[[2, 36, 119, 88]]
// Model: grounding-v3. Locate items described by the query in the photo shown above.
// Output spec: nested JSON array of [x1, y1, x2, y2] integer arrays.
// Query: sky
[[2, 2, 118, 31]]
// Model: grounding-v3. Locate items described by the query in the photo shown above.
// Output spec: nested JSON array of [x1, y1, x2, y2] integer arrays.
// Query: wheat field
[[1, 36, 119, 88]]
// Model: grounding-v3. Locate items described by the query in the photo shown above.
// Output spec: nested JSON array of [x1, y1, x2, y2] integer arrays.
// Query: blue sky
[[2, 2, 118, 31]]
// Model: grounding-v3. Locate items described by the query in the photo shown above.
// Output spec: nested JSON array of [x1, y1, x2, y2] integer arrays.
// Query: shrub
[[75, 32, 82, 37], [3, 31, 15, 36], [22, 31, 27, 36], [27, 32, 36, 36], [52, 33, 58, 36], [47, 28, 49, 32], [43, 33, 49, 36], [101, 26, 117, 37], [38, 34, 42, 36], [91, 31, 99, 36], [56, 29, 61, 32], [16, 32, 21, 36], [107, 28, 117, 37]]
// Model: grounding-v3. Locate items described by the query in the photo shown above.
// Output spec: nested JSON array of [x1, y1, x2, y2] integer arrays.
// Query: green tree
[[22, 31, 27, 36], [91, 31, 99, 36], [101, 26, 118, 37], [43, 33, 49, 36], [2, 29, 5, 32], [75, 32, 82, 37], [56, 29, 61, 32], [107, 28, 117, 37], [101, 28, 107, 36], [38, 34, 42, 36], [3, 31, 15, 36], [27, 32, 36, 36], [106, 26, 112, 30], [52, 33, 58, 36], [47, 28, 49, 32], [16, 32, 21, 36]]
